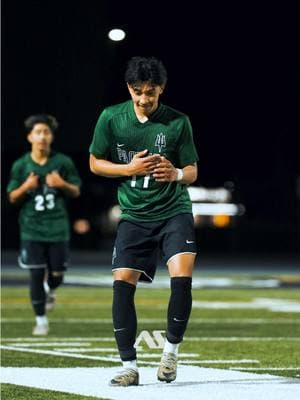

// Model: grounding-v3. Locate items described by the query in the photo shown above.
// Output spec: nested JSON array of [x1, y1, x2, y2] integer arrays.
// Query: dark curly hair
[[125, 56, 167, 86], [24, 114, 59, 134]]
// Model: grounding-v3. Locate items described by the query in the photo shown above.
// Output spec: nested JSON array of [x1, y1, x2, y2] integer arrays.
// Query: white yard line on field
[[185, 337, 300, 341], [3, 297, 300, 312], [11, 342, 91, 347], [230, 367, 300, 371], [3, 336, 300, 342], [1, 345, 121, 363], [3, 317, 300, 323], [1, 345, 259, 366], [2, 337, 117, 342], [1, 366, 299, 400]]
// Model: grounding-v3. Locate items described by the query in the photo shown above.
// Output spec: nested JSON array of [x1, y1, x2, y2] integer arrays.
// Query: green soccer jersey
[[6, 152, 81, 242], [89, 100, 199, 221]]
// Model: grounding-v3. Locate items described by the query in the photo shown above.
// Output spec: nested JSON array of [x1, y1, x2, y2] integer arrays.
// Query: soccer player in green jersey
[[7, 114, 81, 335], [89, 56, 199, 386]]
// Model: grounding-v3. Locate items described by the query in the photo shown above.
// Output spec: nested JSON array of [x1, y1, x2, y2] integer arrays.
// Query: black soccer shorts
[[18, 240, 69, 272], [112, 213, 197, 282]]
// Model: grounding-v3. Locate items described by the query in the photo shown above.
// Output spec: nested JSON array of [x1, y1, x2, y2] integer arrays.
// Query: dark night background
[[2, 1, 300, 257]]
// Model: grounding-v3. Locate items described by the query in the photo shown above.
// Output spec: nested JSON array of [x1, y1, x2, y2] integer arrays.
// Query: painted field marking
[[11, 342, 90, 347], [3, 336, 300, 342], [0, 330, 261, 367], [230, 367, 300, 371], [3, 317, 300, 323], [135, 329, 165, 349], [53, 347, 118, 352], [2, 336, 300, 346], [3, 297, 300, 312], [185, 337, 300, 341], [1, 366, 299, 400], [1, 345, 122, 363], [179, 360, 259, 365], [192, 298, 300, 312]]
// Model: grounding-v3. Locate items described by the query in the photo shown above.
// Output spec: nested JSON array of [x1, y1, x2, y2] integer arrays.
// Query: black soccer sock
[[112, 280, 137, 361], [47, 273, 63, 290], [29, 269, 46, 316], [166, 277, 192, 344]]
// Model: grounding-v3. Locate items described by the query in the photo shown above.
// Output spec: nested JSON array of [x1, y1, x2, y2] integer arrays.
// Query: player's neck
[[30, 148, 50, 165], [134, 103, 159, 123], [135, 113, 149, 123]]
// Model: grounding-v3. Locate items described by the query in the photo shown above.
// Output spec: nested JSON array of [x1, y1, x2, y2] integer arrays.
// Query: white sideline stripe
[[3, 317, 300, 324], [1, 345, 120, 362], [64, 275, 282, 288], [0, 345, 259, 366], [3, 336, 300, 342], [12, 342, 91, 347], [54, 348, 118, 352], [1, 367, 299, 400], [185, 337, 300, 342], [180, 360, 259, 364], [2, 304, 113, 309], [3, 337, 117, 342], [230, 367, 300, 371], [192, 298, 300, 312], [69, 354, 200, 360], [48, 348, 201, 357], [0, 345, 156, 366]]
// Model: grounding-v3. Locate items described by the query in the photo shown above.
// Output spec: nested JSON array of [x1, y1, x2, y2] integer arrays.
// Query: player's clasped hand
[[46, 171, 65, 188], [153, 156, 177, 182], [128, 150, 161, 176], [24, 172, 39, 190]]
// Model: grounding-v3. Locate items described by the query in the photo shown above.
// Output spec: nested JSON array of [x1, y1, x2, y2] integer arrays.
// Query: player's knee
[[47, 271, 64, 289]]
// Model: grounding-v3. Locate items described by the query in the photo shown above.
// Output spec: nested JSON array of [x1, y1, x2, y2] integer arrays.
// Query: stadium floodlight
[[108, 28, 126, 42]]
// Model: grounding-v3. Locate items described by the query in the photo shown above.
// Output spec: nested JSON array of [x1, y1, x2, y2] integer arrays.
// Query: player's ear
[[27, 132, 33, 144], [159, 85, 165, 94]]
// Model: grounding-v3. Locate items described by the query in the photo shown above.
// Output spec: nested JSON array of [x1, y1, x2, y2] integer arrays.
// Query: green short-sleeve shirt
[[7, 152, 81, 241], [89, 101, 199, 221]]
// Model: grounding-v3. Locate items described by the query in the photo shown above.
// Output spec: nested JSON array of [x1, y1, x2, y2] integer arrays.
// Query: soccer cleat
[[109, 368, 139, 387], [157, 352, 177, 383], [32, 324, 49, 336], [45, 291, 56, 312]]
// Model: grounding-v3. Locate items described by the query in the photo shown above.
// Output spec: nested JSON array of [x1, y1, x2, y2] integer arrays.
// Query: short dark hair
[[24, 114, 59, 134], [125, 56, 167, 86]]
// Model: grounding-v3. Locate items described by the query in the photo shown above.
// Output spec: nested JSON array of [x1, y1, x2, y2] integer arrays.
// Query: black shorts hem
[[112, 267, 153, 283]]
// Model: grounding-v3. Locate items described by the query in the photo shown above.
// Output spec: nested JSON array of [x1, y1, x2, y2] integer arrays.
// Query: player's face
[[27, 123, 53, 151], [127, 82, 164, 116]]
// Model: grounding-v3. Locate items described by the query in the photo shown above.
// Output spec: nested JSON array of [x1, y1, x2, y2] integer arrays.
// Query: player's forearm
[[8, 183, 30, 204], [60, 182, 80, 198], [89, 155, 130, 178], [180, 163, 198, 185]]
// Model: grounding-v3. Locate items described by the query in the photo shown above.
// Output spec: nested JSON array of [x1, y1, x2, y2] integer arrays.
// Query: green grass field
[[1, 281, 300, 399]]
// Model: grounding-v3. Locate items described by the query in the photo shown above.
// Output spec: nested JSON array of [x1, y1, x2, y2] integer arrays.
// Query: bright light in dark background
[[108, 28, 126, 41]]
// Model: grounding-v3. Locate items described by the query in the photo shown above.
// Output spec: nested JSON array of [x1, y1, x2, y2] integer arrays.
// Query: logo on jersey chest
[[154, 132, 166, 153], [115, 132, 166, 162]]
